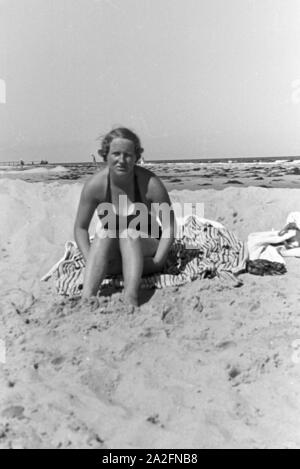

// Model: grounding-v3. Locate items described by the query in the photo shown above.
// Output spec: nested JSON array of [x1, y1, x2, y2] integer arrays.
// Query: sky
[[1, 0, 300, 162]]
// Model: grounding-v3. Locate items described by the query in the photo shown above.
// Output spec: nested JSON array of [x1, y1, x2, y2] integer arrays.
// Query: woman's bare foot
[[80, 295, 101, 311], [124, 290, 139, 307]]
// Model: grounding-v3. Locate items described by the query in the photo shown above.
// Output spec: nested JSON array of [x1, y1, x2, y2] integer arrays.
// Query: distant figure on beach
[[74, 128, 175, 306], [91, 154, 97, 166], [20, 159, 24, 168]]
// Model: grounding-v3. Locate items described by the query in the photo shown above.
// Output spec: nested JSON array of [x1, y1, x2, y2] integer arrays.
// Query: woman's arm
[[74, 181, 100, 262], [148, 176, 176, 269]]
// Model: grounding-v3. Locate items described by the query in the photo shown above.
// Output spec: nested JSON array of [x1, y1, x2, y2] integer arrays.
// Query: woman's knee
[[119, 228, 142, 241]]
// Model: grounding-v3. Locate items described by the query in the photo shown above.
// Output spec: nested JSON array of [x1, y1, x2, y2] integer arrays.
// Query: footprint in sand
[[161, 306, 182, 325], [188, 295, 204, 312], [217, 341, 237, 351], [231, 394, 262, 427], [80, 368, 120, 402], [2, 405, 25, 420], [227, 366, 241, 381], [250, 302, 261, 313], [51, 356, 65, 367]]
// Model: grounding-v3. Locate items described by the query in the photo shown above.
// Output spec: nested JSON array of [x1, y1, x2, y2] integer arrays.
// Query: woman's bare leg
[[82, 230, 160, 303], [119, 232, 144, 306], [119, 234, 160, 305], [82, 235, 120, 298]]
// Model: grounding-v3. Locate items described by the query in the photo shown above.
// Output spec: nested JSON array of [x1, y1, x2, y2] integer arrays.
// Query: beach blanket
[[42, 215, 247, 297]]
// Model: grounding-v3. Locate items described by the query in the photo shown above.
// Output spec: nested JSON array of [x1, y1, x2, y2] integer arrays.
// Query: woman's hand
[[279, 222, 298, 236], [147, 176, 176, 268], [143, 256, 165, 275]]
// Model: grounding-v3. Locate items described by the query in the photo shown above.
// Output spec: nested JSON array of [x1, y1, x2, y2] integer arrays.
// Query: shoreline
[[1, 173, 300, 191]]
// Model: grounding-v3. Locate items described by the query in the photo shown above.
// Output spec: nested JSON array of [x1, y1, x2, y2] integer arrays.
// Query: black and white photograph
[[1, 0, 300, 450]]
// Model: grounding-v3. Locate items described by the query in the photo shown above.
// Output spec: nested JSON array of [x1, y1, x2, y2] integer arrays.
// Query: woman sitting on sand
[[74, 128, 175, 306]]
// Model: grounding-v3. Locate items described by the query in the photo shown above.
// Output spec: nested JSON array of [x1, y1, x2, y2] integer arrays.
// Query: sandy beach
[[1, 178, 300, 449], [3, 0, 300, 450]]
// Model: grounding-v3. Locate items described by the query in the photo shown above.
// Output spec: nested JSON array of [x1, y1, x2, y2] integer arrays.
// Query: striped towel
[[41, 216, 247, 297]]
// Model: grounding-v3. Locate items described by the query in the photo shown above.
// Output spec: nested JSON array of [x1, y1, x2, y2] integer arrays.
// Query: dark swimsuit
[[98, 171, 162, 238]]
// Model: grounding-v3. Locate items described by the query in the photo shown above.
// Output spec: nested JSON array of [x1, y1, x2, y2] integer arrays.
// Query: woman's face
[[107, 138, 137, 176]]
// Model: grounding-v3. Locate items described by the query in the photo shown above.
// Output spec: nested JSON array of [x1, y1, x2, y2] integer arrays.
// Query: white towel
[[286, 212, 300, 229], [247, 230, 297, 264]]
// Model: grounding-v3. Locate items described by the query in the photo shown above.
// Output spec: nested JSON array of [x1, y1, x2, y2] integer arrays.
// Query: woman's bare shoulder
[[135, 165, 170, 203], [135, 165, 155, 177], [135, 165, 164, 183], [82, 168, 108, 202]]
